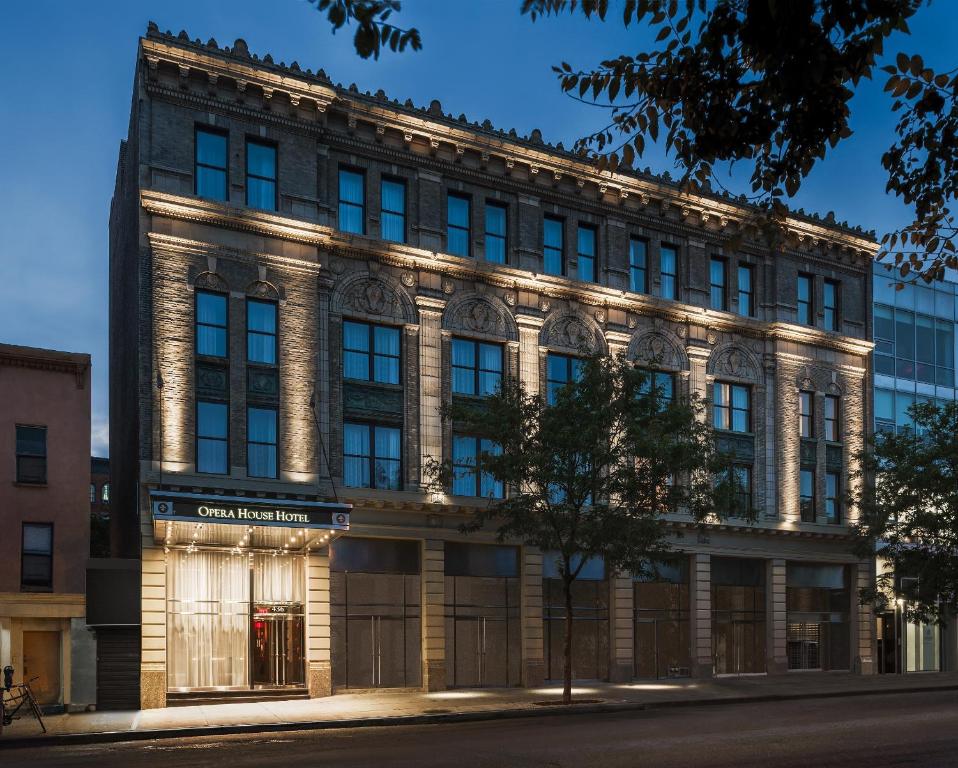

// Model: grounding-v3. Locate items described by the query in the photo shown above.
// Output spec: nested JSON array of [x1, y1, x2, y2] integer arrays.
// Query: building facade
[[0, 343, 95, 711], [91, 456, 110, 520], [872, 264, 958, 674], [111, 25, 878, 709]]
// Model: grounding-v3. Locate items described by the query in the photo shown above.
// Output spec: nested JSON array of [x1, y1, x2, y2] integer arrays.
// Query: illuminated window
[[101, 483, 110, 503], [344, 423, 401, 490], [713, 383, 750, 433]]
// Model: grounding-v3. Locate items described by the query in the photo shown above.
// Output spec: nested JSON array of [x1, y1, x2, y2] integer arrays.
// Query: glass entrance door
[[251, 604, 305, 687]]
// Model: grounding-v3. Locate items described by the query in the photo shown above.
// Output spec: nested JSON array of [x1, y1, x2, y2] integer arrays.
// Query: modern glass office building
[[872, 264, 958, 673]]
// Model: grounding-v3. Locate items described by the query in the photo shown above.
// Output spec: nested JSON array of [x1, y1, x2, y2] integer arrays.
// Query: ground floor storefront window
[[543, 555, 609, 681], [906, 620, 940, 672], [167, 549, 305, 690], [785, 563, 850, 672], [633, 558, 690, 679], [712, 557, 766, 675]]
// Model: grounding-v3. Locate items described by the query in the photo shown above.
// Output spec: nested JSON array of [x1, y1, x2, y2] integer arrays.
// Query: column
[[140, 543, 167, 709], [516, 315, 544, 397], [767, 559, 788, 674], [610, 574, 634, 682], [776, 356, 801, 523], [689, 552, 713, 678], [686, 345, 710, 403], [521, 547, 545, 687], [417, 297, 445, 489], [852, 559, 876, 674], [307, 548, 332, 697], [421, 539, 446, 691]]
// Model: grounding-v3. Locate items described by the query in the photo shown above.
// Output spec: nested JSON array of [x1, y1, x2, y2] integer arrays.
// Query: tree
[[309, 0, 956, 284], [427, 354, 747, 703], [852, 400, 958, 624]]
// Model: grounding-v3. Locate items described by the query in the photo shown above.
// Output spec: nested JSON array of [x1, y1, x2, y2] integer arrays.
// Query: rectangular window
[[800, 468, 816, 522], [547, 353, 584, 405], [738, 264, 754, 317], [196, 290, 228, 358], [485, 202, 507, 264], [824, 395, 840, 442], [246, 140, 276, 211], [710, 257, 727, 311], [713, 382, 750, 433], [544, 216, 564, 276], [799, 391, 814, 438], [451, 339, 503, 396], [447, 193, 471, 257], [21, 523, 53, 590], [629, 238, 648, 293], [825, 471, 840, 524], [638, 370, 675, 407], [660, 244, 677, 300], [935, 318, 955, 386], [874, 304, 895, 376], [577, 224, 596, 283], [823, 279, 839, 331], [732, 465, 752, 513], [195, 127, 228, 201], [797, 273, 813, 325], [896, 309, 916, 380], [342, 320, 400, 384], [196, 400, 229, 474], [247, 406, 278, 478], [343, 422, 401, 490], [380, 177, 406, 243], [452, 435, 504, 498], [338, 168, 365, 234], [247, 299, 277, 365], [15, 425, 47, 484]]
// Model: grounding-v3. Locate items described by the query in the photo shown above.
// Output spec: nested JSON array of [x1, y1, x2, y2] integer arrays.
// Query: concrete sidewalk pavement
[[4, 672, 958, 748]]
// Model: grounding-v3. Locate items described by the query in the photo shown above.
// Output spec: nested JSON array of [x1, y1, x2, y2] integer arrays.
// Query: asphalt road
[[7, 690, 958, 767]]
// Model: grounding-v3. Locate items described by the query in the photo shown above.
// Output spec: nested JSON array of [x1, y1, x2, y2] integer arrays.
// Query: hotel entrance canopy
[[150, 490, 351, 551]]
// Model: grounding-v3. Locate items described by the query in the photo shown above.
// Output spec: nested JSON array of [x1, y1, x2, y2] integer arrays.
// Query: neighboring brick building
[[0, 343, 95, 711], [109, 24, 877, 710], [91, 456, 110, 519]]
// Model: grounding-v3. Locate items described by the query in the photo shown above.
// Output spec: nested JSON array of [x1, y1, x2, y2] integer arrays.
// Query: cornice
[[142, 191, 871, 359], [0, 344, 90, 385]]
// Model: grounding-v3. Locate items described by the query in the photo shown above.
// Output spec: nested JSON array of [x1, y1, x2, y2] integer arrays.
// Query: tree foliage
[[307, 0, 421, 59], [852, 401, 958, 623], [427, 355, 747, 702]]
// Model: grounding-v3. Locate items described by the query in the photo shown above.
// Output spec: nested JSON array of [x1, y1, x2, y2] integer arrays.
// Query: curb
[[3, 682, 958, 750]]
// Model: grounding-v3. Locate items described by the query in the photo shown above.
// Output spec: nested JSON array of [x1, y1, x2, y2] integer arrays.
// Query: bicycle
[[1, 668, 46, 735]]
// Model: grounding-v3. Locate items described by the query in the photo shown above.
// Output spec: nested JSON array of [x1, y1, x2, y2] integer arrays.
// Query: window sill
[[13, 481, 48, 488], [20, 585, 53, 593]]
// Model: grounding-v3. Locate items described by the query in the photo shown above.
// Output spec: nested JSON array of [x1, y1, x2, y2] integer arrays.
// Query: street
[[7, 690, 958, 767]]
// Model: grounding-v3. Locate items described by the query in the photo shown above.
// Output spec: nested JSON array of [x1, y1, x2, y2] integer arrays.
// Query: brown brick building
[[0, 343, 95, 711], [109, 24, 877, 709]]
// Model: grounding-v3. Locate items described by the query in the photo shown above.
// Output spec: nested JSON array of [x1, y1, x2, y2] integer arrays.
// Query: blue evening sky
[[1, 1, 954, 456]]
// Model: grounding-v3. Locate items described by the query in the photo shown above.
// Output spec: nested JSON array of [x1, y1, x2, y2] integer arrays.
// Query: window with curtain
[[448, 193, 471, 257], [342, 320, 400, 384], [15, 425, 47, 484], [544, 216, 564, 275], [343, 423, 401, 489], [21, 522, 53, 589], [451, 338, 502, 396], [630, 237, 648, 293], [577, 224, 596, 282], [799, 391, 814, 438], [738, 264, 754, 317], [800, 468, 816, 522], [825, 472, 840, 524], [797, 273, 813, 325], [338, 168, 365, 234], [824, 395, 840, 441], [713, 382, 750, 432], [660, 244, 677, 299], [823, 279, 839, 331], [452, 435, 503, 498], [197, 400, 229, 473], [247, 299, 277, 365], [247, 406, 278, 478], [381, 178, 406, 243], [246, 140, 276, 211], [710, 257, 727, 310], [195, 127, 228, 201], [196, 290, 228, 358], [485, 202, 507, 263], [102, 483, 110, 503], [547, 353, 584, 405]]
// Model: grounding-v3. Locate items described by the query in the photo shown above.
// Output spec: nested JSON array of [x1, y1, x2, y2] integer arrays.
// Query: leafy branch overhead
[[307, 0, 421, 59]]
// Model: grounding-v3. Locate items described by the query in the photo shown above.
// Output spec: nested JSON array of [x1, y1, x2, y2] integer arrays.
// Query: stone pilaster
[[307, 548, 332, 697], [417, 297, 446, 489], [421, 539, 446, 690], [610, 574, 634, 682], [140, 542, 167, 709], [521, 547, 545, 686], [767, 558, 788, 674], [852, 559, 876, 674], [516, 315, 544, 397], [690, 552, 713, 678]]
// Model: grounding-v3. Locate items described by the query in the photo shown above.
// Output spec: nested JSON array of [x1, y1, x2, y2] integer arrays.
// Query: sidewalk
[[4, 672, 958, 748]]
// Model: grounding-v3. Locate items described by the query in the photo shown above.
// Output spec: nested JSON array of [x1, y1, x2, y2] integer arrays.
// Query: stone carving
[[709, 345, 761, 382], [539, 298, 551, 313], [248, 368, 279, 398], [542, 312, 604, 354], [630, 330, 686, 370], [442, 279, 455, 295], [196, 363, 228, 396], [194, 271, 228, 292], [343, 382, 404, 417], [400, 271, 416, 287], [594, 309, 607, 324], [443, 294, 517, 341], [330, 259, 346, 275], [247, 280, 279, 300], [332, 273, 416, 323], [503, 291, 516, 307]]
